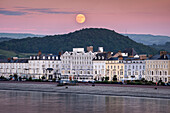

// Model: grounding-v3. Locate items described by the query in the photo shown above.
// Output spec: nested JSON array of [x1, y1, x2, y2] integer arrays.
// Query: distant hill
[[0, 33, 44, 39], [150, 42, 170, 52], [0, 37, 12, 42], [0, 49, 37, 59], [0, 28, 157, 55], [123, 34, 170, 45]]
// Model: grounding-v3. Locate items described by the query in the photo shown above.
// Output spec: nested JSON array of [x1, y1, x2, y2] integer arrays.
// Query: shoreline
[[0, 81, 170, 99]]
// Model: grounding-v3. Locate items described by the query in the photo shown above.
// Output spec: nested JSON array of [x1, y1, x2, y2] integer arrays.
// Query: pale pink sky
[[0, 0, 170, 36]]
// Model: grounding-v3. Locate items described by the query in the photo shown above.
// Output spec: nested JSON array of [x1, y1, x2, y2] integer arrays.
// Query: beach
[[0, 81, 170, 99]]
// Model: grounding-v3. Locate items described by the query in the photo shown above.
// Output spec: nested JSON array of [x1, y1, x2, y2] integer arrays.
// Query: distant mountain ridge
[[0, 28, 157, 55], [123, 34, 170, 45], [149, 42, 170, 52], [1, 32, 170, 45], [0, 33, 44, 39], [0, 37, 12, 42]]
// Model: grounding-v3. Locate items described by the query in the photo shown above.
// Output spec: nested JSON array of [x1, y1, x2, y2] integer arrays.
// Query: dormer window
[[30, 56, 32, 59], [52, 56, 55, 60], [56, 56, 58, 60], [33, 56, 36, 59], [48, 56, 50, 60], [102, 56, 104, 59], [37, 56, 39, 59], [43, 56, 45, 59]]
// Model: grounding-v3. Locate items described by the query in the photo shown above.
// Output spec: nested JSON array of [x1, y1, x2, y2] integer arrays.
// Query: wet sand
[[0, 81, 170, 99]]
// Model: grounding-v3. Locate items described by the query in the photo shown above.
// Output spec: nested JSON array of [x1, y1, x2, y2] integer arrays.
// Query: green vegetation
[[0, 28, 158, 55], [124, 34, 170, 45], [0, 49, 18, 58], [0, 37, 12, 42], [0, 33, 44, 39], [94, 78, 165, 85], [0, 49, 37, 59], [150, 42, 170, 52]]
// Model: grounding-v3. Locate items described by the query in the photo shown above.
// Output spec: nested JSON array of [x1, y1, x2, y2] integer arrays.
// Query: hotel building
[[60, 48, 95, 81], [145, 52, 170, 83]]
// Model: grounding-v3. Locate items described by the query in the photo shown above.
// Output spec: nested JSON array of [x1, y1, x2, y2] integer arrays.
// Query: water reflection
[[0, 91, 169, 113]]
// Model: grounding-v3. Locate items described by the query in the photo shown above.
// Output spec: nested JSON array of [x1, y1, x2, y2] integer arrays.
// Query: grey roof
[[0, 58, 29, 63], [93, 52, 108, 60], [107, 57, 119, 60], [123, 48, 137, 56], [30, 55, 61, 60], [149, 54, 170, 60]]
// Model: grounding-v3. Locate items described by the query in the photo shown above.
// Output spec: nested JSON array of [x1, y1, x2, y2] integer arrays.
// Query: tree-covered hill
[[0, 37, 12, 42], [0, 33, 44, 39], [0, 28, 157, 55], [150, 42, 170, 52]]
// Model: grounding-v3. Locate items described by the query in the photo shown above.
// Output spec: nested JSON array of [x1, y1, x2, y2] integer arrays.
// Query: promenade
[[0, 81, 170, 99]]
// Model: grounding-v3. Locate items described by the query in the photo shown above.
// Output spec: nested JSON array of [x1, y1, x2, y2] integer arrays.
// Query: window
[[88, 71, 90, 74], [102, 65, 104, 68], [160, 71, 162, 75], [120, 71, 123, 75]]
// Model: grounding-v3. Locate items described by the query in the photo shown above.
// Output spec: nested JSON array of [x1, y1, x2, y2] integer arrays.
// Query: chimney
[[139, 55, 147, 60], [87, 46, 93, 52], [38, 50, 42, 56], [59, 51, 63, 55], [98, 47, 103, 52], [148, 55, 153, 58], [7, 58, 11, 61], [118, 56, 123, 60], [107, 51, 112, 59], [160, 51, 167, 56]]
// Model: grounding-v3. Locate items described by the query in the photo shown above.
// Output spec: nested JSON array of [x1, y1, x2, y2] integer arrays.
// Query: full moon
[[76, 14, 85, 23]]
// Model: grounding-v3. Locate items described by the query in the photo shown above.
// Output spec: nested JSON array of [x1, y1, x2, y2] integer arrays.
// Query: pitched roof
[[149, 54, 170, 60], [93, 52, 108, 60], [0, 58, 29, 63], [123, 48, 137, 56]]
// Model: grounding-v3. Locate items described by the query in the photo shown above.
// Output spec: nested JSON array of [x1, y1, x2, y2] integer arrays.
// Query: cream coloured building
[[106, 59, 124, 81], [145, 53, 170, 83]]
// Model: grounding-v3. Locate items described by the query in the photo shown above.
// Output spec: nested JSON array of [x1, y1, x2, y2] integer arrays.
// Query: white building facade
[[0, 55, 61, 80], [61, 48, 95, 81], [93, 53, 108, 81], [29, 55, 61, 80], [124, 60, 145, 80], [0, 60, 29, 79]]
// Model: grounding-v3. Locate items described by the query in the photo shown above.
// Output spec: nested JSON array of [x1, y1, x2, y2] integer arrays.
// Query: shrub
[[28, 76, 32, 81], [52, 78, 56, 82]]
